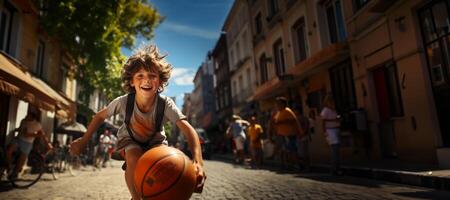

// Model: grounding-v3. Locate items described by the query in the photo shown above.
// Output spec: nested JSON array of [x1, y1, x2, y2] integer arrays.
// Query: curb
[[212, 154, 450, 191]]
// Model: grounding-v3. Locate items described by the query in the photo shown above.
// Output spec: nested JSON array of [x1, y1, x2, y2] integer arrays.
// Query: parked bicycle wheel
[[10, 150, 45, 188], [45, 151, 59, 180]]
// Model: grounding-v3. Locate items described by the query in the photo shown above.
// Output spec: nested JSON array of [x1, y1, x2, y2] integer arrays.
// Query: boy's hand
[[70, 138, 86, 156], [194, 162, 206, 193]]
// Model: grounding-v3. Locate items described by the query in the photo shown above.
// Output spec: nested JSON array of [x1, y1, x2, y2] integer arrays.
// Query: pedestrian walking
[[247, 116, 264, 168], [70, 44, 205, 200], [320, 94, 342, 175], [273, 97, 304, 170], [226, 115, 249, 164], [95, 129, 114, 168]]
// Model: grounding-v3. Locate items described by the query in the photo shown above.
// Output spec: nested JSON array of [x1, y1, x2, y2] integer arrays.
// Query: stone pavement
[[1, 159, 450, 199], [215, 153, 450, 191]]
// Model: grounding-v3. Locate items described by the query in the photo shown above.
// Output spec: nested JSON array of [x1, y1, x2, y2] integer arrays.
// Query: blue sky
[[122, 0, 234, 106]]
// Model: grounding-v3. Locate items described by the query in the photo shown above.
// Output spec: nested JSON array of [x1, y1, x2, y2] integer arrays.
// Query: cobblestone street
[[1, 159, 450, 200]]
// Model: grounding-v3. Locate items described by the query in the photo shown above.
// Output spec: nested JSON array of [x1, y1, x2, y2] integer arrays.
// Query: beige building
[[342, 0, 450, 167], [245, 0, 450, 167], [223, 0, 257, 117], [249, 0, 350, 152], [0, 0, 77, 147]]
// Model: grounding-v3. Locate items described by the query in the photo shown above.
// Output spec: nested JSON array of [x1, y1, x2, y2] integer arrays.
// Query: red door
[[373, 67, 397, 158], [373, 68, 390, 120]]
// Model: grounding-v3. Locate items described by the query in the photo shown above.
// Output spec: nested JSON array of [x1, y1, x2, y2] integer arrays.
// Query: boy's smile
[[131, 67, 161, 97]]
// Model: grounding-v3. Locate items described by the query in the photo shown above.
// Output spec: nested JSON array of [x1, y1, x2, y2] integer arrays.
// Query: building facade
[[342, 0, 450, 167], [0, 0, 77, 148], [212, 33, 233, 139], [223, 0, 257, 118]]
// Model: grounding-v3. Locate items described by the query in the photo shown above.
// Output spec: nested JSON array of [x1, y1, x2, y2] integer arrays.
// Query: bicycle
[[59, 145, 89, 176], [0, 137, 57, 188]]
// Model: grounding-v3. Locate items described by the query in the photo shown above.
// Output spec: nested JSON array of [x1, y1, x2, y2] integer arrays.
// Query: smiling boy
[[70, 44, 205, 200]]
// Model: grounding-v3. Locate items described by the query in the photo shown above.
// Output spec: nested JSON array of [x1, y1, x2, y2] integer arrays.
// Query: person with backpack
[[69, 44, 205, 200], [226, 115, 249, 164]]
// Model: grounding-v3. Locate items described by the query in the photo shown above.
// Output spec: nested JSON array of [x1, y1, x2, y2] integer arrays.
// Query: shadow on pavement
[[0, 180, 14, 192], [294, 173, 388, 189], [392, 191, 450, 200]]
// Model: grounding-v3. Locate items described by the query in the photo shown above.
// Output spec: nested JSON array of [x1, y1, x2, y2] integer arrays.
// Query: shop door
[[419, 1, 450, 146], [373, 67, 397, 158]]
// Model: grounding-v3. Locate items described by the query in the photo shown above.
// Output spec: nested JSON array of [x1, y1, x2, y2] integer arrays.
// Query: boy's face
[[131, 67, 161, 98]]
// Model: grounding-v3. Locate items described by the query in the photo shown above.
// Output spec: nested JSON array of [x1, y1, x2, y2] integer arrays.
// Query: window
[[36, 40, 46, 79], [230, 49, 235, 69], [292, 17, 308, 63], [236, 41, 241, 62], [267, 0, 279, 19], [385, 63, 404, 117], [259, 54, 268, 84], [242, 31, 248, 57], [61, 63, 69, 93], [353, 0, 371, 12], [324, 0, 347, 44], [0, 1, 17, 55], [255, 13, 263, 33], [329, 60, 357, 113], [273, 39, 286, 76], [307, 89, 326, 110], [0, 7, 11, 51], [224, 86, 230, 107], [419, 1, 450, 87]]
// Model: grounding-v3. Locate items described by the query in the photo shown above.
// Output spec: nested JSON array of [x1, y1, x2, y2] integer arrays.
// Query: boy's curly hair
[[121, 44, 172, 93]]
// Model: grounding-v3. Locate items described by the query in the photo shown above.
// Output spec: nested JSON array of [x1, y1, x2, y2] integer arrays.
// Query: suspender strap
[[125, 93, 135, 125], [155, 95, 165, 132], [124, 93, 166, 149]]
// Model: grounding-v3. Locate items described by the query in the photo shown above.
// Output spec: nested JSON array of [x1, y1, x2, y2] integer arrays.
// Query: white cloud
[[172, 68, 190, 77], [163, 21, 219, 40], [174, 74, 194, 85], [171, 67, 194, 86]]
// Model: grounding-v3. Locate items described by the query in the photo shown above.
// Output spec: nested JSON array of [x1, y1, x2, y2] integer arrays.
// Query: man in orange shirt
[[273, 97, 303, 170], [247, 116, 264, 168]]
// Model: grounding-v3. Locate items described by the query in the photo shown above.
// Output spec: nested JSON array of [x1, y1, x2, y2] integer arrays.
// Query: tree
[[37, 0, 162, 101]]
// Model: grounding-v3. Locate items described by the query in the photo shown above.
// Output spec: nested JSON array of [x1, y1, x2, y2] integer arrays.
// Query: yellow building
[[342, 0, 450, 167], [246, 0, 450, 167], [248, 0, 351, 163], [0, 0, 77, 147]]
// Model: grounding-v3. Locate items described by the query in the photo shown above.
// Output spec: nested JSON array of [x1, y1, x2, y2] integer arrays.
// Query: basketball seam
[[141, 152, 187, 199]]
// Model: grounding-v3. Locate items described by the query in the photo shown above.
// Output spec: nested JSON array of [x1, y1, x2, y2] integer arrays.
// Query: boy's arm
[[176, 120, 203, 166], [70, 108, 108, 155], [176, 119, 206, 193]]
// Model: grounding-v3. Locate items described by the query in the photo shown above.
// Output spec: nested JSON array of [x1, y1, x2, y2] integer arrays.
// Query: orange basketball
[[134, 145, 197, 200]]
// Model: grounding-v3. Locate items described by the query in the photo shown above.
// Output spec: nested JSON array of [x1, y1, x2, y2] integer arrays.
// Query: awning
[[32, 77, 76, 119], [0, 51, 76, 119], [253, 76, 294, 100], [55, 121, 87, 136]]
